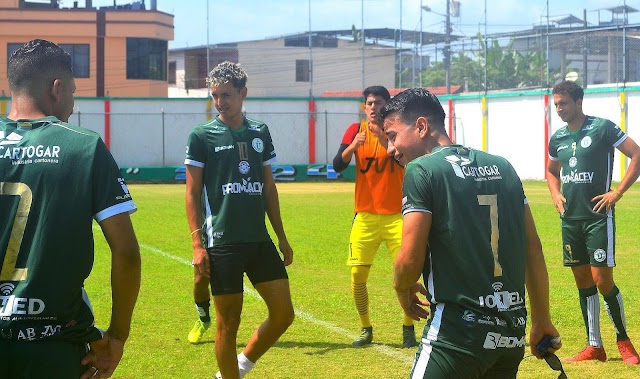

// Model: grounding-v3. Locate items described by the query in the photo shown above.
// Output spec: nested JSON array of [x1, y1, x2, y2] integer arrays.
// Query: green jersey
[[402, 145, 528, 333], [548, 116, 626, 220], [0, 116, 136, 342], [185, 116, 276, 246]]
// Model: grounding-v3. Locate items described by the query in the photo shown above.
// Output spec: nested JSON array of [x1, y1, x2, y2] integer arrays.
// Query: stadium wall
[[1, 84, 639, 182]]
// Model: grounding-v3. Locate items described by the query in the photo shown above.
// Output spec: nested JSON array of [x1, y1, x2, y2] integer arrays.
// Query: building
[[169, 28, 451, 98], [0, 0, 174, 97]]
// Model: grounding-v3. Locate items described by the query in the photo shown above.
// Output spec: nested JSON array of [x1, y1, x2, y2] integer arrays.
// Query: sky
[[79, 0, 639, 49]]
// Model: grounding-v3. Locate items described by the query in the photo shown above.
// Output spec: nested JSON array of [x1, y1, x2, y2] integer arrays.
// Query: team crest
[[252, 138, 264, 153], [581, 136, 592, 148], [239, 160, 250, 174], [593, 249, 606, 263], [569, 156, 578, 168]]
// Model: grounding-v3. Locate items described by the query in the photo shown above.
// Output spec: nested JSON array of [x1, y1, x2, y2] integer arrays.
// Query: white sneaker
[[214, 368, 248, 379]]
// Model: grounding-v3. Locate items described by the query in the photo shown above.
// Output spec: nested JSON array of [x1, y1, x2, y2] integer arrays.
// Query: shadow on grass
[[273, 340, 354, 355]]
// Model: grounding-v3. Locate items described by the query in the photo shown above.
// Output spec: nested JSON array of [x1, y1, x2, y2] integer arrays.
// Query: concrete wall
[[2, 84, 639, 181]]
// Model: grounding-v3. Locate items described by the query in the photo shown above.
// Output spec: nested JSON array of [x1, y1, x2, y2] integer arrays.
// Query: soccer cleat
[[402, 325, 418, 348], [187, 319, 210, 344], [565, 345, 607, 362], [617, 339, 640, 365], [215, 368, 248, 379], [352, 326, 373, 347]]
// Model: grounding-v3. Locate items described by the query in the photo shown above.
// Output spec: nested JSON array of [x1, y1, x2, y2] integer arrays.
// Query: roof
[[315, 27, 460, 46], [320, 86, 463, 98]]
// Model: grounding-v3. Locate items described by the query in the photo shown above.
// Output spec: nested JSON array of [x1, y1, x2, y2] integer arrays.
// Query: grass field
[[86, 181, 640, 378]]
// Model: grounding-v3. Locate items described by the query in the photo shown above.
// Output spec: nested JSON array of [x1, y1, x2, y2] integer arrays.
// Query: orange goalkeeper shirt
[[341, 121, 404, 214]]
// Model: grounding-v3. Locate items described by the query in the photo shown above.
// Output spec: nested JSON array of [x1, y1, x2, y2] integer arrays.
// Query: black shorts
[[0, 339, 89, 378], [208, 241, 288, 295]]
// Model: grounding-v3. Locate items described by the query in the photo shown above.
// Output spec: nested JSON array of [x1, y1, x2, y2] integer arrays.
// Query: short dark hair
[[8, 39, 73, 94], [380, 88, 446, 131], [552, 81, 584, 102], [363, 85, 390, 102]]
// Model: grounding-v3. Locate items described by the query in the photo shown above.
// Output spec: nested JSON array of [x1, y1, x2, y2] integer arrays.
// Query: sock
[[579, 286, 602, 347], [238, 352, 255, 373], [351, 265, 371, 328], [603, 285, 629, 342], [403, 315, 414, 327], [195, 300, 211, 324]]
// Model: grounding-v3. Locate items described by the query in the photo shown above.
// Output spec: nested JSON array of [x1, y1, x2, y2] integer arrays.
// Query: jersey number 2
[[0, 182, 31, 281], [477, 194, 503, 277]]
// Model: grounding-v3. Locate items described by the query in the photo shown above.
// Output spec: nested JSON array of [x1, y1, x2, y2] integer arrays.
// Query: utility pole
[[445, 0, 451, 94]]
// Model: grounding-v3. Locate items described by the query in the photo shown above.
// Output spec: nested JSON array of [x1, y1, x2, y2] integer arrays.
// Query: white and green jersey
[[402, 145, 528, 334], [0, 116, 136, 342], [548, 116, 626, 220], [185, 116, 276, 246]]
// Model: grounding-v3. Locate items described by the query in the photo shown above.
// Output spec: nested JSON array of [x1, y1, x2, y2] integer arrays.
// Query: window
[[7, 43, 89, 78], [60, 44, 90, 78], [126, 38, 167, 80], [168, 61, 176, 84], [296, 59, 310, 82]]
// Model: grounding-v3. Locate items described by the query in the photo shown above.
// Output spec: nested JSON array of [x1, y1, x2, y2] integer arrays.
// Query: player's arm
[[523, 204, 561, 358], [262, 164, 293, 266], [545, 158, 565, 215], [593, 136, 640, 212], [393, 211, 430, 321], [333, 124, 365, 172], [81, 212, 140, 379], [186, 164, 209, 278]]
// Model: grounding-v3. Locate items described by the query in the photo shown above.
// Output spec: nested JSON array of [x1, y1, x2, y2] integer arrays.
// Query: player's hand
[[80, 331, 125, 379], [551, 192, 566, 215], [351, 131, 366, 148], [279, 239, 293, 266], [193, 247, 210, 279], [396, 282, 430, 321], [592, 190, 621, 213], [529, 322, 561, 359]]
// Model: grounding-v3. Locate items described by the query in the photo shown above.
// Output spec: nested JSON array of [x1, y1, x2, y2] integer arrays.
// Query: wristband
[[190, 228, 202, 235], [613, 189, 623, 198]]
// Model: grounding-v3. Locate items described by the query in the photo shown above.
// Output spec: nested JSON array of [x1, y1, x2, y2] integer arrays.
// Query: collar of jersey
[[215, 115, 248, 133], [7, 116, 59, 130], [431, 144, 464, 155]]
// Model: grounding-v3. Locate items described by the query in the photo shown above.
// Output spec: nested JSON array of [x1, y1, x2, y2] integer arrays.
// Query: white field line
[[137, 241, 413, 364]]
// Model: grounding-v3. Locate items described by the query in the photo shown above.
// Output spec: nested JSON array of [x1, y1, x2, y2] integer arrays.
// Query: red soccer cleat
[[565, 345, 607, 362], [617, 339, 640, 365]]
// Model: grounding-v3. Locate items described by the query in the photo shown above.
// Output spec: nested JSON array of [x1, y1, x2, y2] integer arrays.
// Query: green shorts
[[410, 303, 525, 379], [346, 212, 402, 266], [0, 339, 89, 378], [561, 217, 615, 267]]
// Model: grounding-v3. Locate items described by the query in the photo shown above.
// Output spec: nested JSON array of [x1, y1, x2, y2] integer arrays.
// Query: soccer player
[[381, 88, 561, 378], [185, 61, 294, 379], [546, 80, 640, 364], [332, 85, 417, 348], [0, 39, 141, 379]]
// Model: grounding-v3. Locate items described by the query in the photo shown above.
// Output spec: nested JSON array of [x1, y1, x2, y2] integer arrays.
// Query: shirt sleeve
[[548, 132, 559, 160], [341, 122, 361, 145], [262, 125, 277, 166], [185, 127, 206, 168], [92, 137, 137, 222], [402, 161, 433, 215], [602, 119, 627, 148]]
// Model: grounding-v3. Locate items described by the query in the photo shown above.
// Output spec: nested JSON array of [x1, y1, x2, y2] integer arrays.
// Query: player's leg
[[347, 212, 380, 346], [563, 219, 606, 362], [239, 241, 294, 376], [209, 244, 248, 379], [588, 217, 639, 364], [188, 263, 213, 343], [383, 213, 417, 348]]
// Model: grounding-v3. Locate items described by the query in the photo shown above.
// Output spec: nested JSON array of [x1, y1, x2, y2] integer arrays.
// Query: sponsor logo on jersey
[[556, 144, 569, 152], [221, 177, 264, 195], [444, 155, 502, 181], [0, 132, 22, 145], [513, 316, 527, 328], [560, 170, 594, 184], [478, 282, 524, 312], [569, 156, 578, 168], [477, 316, 495, 326], [1, 145, 60, 160], [462, 310, 477, 324], [593, 248, 606, 262], [483, 332, 525, 350], [116, 178, 132, 200], [247, 124, 260, 131], [581, 136, 592, 148], [252, 138, 264, 153], [0, 131, 4, 139], [214, 144, 234, 153], [0, 295, 46, 317], [239, 160, 250, 174]]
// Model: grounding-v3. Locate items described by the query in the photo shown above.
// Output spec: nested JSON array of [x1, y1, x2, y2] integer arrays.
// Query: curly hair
[[206, 61, 248, 89]]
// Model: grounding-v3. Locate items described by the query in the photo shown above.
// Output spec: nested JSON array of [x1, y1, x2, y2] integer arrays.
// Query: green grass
[[86, 181, 640, 378]]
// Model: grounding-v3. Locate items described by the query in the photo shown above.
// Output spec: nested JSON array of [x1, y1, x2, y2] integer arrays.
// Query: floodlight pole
[[419, 0, 423, 87], [206, 0, 210, 95], [445, 0, 451, 94]]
